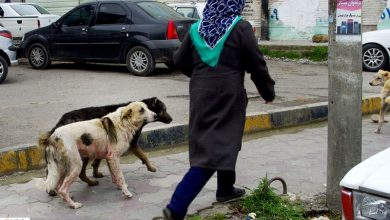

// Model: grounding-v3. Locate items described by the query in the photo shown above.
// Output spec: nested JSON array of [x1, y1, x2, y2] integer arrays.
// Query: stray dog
[[369, 69, 390, 87], [370, 114, 388, 123], [40, 97, 172, 192], [369, 69, 390, 133], [38, 102, 157, 208]]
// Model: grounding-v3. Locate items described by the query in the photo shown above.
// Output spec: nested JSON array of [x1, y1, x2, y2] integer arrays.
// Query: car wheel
[[126, 46, 155, 76], [363, 44, 389, 72], [0, 56, 8, 84], [28, 43, 51, 69]]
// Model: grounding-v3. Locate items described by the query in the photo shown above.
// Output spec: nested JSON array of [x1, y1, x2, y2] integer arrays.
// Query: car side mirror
[[0, 8, 4, 17]]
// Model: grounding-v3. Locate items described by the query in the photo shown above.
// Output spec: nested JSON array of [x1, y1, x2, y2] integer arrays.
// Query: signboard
[[242, 0, 261, 27], [378, 1, 390, 30], [336, 0, 362, 42]]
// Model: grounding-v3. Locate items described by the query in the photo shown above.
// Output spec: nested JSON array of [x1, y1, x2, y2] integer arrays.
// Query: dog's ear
[[121, 107, 132, 119], [152, 97, 158, 105], [102, 117, 117, 144], [379, 69, 389, 77]]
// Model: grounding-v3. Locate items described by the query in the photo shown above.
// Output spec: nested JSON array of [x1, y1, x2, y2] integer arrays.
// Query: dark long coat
[[173, 20, 275, 171]]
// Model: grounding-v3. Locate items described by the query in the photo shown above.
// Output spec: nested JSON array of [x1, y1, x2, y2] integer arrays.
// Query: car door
[[88, 2, 128, 61], [50, 4, 95, 59]]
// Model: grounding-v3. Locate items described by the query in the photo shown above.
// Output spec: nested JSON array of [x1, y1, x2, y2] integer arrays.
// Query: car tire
[[363, 44, 389, 72], [126, 46, 155, 76], [28, 43, 51, 69], [0, 56, 8, 84]]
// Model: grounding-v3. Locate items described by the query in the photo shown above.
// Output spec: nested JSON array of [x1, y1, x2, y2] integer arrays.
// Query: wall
[[23, 0, 389, 40], [268, 0, 387, 41], [242, 0, 262, 39], [268, 0, 328, 41], [378, 0, 390, 30]]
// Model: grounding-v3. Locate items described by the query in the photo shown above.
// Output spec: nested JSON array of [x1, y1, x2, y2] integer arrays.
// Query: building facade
[[267, 0, 386, 40], [19, 0, 389, 41]]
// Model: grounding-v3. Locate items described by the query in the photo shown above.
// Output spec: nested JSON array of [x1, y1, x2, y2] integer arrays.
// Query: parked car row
[[0, 3, 60, 45], [2, 0, 390, 81], [16, 0, 195, 76], [0, 23, 17, 83]]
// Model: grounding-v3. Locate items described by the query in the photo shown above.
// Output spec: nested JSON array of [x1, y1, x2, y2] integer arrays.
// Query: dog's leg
[[47, 174, 64, 197], [79, 157, 99, 186], [376, 99, 387, 133], [130, 145, 156, 172], [58, 169, 83, 209], [106, 158, 133, 198], [380, 102, 390, 132], [92, 159, 104, 178]]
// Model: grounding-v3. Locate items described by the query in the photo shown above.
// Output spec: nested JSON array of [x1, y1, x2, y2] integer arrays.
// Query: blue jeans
[[166, 167, 236, 220]]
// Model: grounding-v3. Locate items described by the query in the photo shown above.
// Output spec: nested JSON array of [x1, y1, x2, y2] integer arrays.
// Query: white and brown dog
[[369, 69, 390, 133], [37, 102, 157, 208]]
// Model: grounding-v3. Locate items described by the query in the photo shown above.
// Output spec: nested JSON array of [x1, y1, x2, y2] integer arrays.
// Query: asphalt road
[[0, 60, 380, 149]]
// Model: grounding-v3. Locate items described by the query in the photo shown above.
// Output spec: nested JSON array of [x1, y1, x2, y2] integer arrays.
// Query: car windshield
[[10, 4, 51, 16], [137, 2, 183, 19]]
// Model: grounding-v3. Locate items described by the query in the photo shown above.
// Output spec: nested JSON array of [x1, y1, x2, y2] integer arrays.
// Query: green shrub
[[240, 177, 305, 220], [259, 46, 328, 62]]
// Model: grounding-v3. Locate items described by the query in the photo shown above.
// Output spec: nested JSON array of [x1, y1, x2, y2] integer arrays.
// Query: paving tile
[[0, 118, 389, 219]]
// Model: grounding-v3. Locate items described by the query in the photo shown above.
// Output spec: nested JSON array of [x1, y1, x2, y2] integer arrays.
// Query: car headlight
[[354, 191, 390, 220]]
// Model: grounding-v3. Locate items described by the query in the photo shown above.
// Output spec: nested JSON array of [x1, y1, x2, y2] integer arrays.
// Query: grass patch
[[187, 213, 226, 220], [239, 177, 305, 219], [187, 177, 338, 219], [259, 46, 328, 62]]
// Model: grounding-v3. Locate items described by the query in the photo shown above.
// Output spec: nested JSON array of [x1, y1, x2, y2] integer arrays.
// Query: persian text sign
[[336, 0, 362, 42]]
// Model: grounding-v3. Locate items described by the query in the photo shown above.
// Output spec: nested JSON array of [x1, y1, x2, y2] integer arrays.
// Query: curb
[[0, 95, 381, 177]]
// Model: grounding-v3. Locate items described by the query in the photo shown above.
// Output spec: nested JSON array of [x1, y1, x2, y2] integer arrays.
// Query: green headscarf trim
[[189, 16, 242, 67]]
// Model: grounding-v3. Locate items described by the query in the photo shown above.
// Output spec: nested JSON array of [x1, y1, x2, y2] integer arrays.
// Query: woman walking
[[163, 0, 275, 219]]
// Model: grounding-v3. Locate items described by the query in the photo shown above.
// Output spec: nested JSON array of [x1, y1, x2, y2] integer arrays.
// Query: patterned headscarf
[[199, 0, 245, 48]]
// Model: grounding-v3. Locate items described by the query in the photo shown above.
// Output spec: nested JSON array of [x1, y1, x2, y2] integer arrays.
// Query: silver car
[[0, 23, 17, 83], [363, 29, 390, 72]]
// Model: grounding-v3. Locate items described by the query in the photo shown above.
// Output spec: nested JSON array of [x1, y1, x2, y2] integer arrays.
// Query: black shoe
[[216, 187, 246, 202], [163, 207, 174, 220]]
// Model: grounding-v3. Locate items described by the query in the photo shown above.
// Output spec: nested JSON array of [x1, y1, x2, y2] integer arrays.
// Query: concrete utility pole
[[327, 0, 362, 212]]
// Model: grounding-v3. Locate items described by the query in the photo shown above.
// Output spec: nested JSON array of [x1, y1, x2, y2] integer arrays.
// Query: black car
[[18, 0, 195, 76]]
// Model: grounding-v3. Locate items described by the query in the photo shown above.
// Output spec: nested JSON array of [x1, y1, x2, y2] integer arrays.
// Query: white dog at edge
[[36, 102, 157, 209]]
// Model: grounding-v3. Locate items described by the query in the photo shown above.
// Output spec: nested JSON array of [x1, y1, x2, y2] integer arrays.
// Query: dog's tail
[[38, 131, 52, 171], [38, 131, 51, 148], [36, 135, 65, 194]]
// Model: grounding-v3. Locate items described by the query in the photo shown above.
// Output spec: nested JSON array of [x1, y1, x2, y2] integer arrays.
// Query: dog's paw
[[93, 172, 104, 178], [374, 129, 381, 134], [48, 190, 57, 197], [123, 191, 133, 198], [88, 180, 99, 186], [148, 166, 157, 172], [71, 202, 83, 209]]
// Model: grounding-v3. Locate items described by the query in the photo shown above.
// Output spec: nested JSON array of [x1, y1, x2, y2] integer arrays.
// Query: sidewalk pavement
[[0, 117, 388, 220]]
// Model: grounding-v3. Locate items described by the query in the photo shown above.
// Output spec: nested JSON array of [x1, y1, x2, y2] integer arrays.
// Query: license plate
[[12, 38, 22, 46]]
